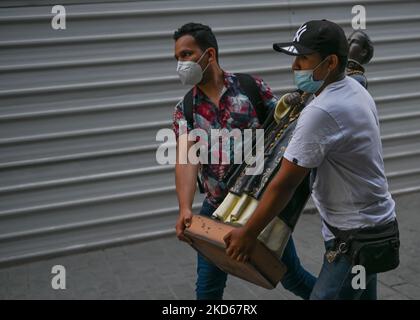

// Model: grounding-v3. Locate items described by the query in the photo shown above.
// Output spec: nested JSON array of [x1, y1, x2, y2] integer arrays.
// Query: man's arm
[[224, 158, 310, 261], [224, 105, 342, 261], [175, 133, 199, 243]]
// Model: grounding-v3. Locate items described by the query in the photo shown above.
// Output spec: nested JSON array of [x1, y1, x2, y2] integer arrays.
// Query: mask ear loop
[[313, 55, 330, 72], [202, 61, 211, 73], [313, 56, 331, 82], [196, 49, 211, 73]]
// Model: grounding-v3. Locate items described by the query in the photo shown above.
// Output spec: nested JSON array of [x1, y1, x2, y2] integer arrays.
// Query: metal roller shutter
[[0, 0, 419, 266]]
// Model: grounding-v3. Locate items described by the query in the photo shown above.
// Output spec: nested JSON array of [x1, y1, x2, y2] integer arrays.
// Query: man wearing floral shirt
[[173, 22, 316, 300], [173, 71, 276, 207]]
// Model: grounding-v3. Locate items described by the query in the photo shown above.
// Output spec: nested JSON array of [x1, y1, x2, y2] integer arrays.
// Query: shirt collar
[[193, 70, 233, 100]]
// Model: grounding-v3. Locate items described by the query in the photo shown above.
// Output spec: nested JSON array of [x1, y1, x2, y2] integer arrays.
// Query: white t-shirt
[[284, 76, 396, 241]]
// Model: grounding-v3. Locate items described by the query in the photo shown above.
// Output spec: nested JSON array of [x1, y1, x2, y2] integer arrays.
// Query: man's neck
[[197, 66, 225, 99], [315, 72, 345, 96]]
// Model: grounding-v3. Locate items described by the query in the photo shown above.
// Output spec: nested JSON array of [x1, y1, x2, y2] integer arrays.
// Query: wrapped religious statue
[[185, 91, 313, 289], [346, 30, 374, 89]]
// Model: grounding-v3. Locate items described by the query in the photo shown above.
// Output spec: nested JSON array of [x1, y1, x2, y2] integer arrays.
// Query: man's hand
[[223, 227, 258, 263], [175, 209, 193, 244]]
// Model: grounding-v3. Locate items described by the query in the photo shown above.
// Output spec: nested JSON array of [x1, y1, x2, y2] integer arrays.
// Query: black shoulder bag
[[324, 219, 400, 274]]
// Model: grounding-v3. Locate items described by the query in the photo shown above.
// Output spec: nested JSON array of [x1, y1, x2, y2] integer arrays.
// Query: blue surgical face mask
[[294, 56, 330, 93]]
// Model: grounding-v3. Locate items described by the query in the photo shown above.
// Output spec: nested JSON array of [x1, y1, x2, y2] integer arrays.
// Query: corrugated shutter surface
[[0, 0, 419, 265]]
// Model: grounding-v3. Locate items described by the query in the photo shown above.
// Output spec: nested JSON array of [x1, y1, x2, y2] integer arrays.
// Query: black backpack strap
[[182, 88, 205, 194], [183, 88, 194, 130], [235, 73, 267, 124]]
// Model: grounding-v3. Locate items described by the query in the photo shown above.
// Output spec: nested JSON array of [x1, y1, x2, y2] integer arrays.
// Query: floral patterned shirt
[[173, 72, 278, 208]]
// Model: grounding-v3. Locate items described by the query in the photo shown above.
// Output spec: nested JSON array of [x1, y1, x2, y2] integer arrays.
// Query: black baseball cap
[[273, 19, 349, 57]]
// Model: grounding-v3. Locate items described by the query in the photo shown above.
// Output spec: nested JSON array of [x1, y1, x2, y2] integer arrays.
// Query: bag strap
[[324, 219, 400, 245], [181, 88, 205, 193], [183, 88, 194, 130], [235, 73, 267, 124], [323, 219, 353, 242]]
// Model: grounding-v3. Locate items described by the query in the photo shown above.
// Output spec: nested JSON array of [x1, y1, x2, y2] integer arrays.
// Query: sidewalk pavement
[[0, 192, 419, 300]]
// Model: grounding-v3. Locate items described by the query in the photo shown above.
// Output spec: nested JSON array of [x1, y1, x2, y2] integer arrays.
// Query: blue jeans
[[310, 239, 377, 300], [196, 200, 316, 300]]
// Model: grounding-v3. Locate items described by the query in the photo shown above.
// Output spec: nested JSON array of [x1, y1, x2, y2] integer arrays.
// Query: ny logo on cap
[[293, 24, 307, 42]]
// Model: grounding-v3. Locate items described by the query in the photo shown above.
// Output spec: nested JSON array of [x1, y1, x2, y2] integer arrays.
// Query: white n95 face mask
[[176, 50, 210, 86]]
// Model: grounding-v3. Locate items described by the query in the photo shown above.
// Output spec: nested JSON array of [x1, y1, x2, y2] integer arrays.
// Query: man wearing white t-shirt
[[223, 20, 399, 300]]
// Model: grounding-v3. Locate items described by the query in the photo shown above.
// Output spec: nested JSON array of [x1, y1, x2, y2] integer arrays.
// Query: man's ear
[[328, 54, 339, 72], [207, 47, 217, 63]]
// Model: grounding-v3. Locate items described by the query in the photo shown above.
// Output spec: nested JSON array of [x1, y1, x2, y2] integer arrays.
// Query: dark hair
[[320, 52, 348, 74], [173, 22, 219, 62], [348, 30, 374, 64]]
